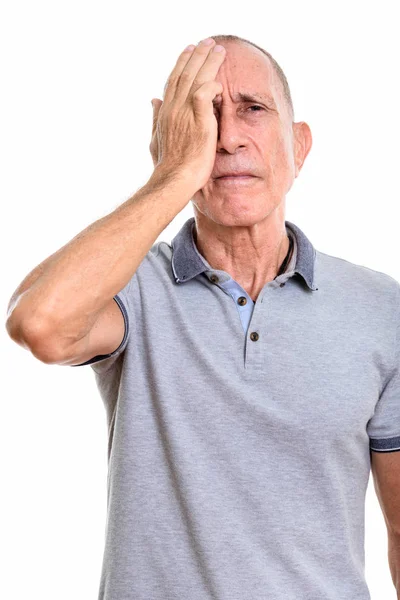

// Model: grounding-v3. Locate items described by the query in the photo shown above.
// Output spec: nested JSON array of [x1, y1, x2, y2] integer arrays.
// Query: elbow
[[5, 313, 63, 364]]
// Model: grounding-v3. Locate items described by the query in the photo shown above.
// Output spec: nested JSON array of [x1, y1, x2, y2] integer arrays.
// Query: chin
[[208, 205, 272, 228]]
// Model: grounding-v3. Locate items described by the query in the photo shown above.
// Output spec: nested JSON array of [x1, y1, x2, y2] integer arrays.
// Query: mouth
[[216, 175, 257, 183], [218, 175, 253, 178]]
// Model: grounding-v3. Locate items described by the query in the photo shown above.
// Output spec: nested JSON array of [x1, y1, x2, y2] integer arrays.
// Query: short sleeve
[[367, 282, 400, 452], [69, 275, 133, 371]]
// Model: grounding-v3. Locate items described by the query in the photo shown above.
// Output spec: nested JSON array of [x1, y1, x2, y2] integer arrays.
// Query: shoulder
[[315, 249, 400, 302]]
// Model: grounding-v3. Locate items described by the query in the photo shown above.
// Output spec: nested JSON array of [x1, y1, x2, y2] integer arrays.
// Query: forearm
[[388, 532, 400, 597], [6, 169, 193, 348]]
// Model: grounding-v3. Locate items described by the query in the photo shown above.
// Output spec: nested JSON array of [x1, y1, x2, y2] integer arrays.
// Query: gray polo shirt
[[72, 217, 400, 600]]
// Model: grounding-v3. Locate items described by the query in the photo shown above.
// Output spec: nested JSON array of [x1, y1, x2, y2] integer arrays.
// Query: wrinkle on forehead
[[214, 42, 283, 114]]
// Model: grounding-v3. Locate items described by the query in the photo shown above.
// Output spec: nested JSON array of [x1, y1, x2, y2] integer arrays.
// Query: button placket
[[245, 287, 270, 371]]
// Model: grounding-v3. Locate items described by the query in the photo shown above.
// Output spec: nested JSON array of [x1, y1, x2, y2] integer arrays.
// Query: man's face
[[191, 41, 310, 226]]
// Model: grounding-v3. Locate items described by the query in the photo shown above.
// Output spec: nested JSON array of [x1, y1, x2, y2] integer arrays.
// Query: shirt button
[[250, 332, 259, 341], [210, 274, 219, 283], [237, 296, 247, 306], [279, 282, 285, 287]]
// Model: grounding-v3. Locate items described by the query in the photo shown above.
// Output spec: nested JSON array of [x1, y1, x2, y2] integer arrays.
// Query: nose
[[215, 108, 248, 155]]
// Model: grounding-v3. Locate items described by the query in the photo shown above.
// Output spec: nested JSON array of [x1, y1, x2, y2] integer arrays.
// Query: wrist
[[148, 167, 196, 199], [145, 171, 195, 214]]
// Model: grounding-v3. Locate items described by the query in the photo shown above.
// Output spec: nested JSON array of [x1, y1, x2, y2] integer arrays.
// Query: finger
[[173, 39, 226, 107], [192, 80, 224, 117], [162, 44, 198, 107]]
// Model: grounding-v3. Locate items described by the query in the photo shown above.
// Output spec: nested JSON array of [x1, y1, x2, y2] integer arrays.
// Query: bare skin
[[190, 40, 312, 301]]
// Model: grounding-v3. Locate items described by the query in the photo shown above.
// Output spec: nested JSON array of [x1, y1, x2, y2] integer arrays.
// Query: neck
[[193, 215, 291, 300]]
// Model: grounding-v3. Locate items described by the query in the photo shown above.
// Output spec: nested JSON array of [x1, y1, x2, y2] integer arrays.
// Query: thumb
[[151, 98, 163, 132], [151, 98, 162, 111]]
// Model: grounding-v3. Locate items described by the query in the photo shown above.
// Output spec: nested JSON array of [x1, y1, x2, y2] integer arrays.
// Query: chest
[[135, 281, 387, 449]]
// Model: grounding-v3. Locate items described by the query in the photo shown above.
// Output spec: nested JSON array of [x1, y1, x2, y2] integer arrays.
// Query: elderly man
[[6, 35, 400, 600]]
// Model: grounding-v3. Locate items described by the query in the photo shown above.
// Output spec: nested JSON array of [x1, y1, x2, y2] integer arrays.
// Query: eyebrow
[[213, 92, 277, 107]]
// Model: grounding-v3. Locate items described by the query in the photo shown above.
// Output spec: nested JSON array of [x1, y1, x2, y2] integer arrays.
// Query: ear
[[292, 121, 312, 178]]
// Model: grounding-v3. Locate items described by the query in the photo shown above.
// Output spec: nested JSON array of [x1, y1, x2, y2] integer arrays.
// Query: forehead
[[214, 41, 278, 102]]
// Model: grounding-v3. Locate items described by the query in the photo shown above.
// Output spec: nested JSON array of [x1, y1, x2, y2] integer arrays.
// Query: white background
[[1, 0, 399, 598]]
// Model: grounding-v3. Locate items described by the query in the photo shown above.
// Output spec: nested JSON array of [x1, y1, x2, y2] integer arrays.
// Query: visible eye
[[213, 104, 265, 113]]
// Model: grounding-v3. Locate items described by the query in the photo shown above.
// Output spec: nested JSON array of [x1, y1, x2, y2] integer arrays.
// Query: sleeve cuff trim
[[369, 435, 400, 451]]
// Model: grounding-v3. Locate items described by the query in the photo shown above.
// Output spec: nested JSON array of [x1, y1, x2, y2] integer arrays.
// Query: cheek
[[266, 133, 293, 168]]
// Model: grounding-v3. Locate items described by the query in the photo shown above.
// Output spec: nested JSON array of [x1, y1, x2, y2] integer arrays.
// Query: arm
[[5, 38, 227, 363], [5, 169, 193, 363], [370, 450, 400, 597]]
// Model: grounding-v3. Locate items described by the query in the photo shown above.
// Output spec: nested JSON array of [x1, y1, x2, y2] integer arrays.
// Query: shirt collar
[[171, 217, 318, 291]]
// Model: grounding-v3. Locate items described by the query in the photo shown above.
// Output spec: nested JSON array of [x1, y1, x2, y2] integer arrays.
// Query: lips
[[215, 175, 258, 185], [216, 173, 256, 178]]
